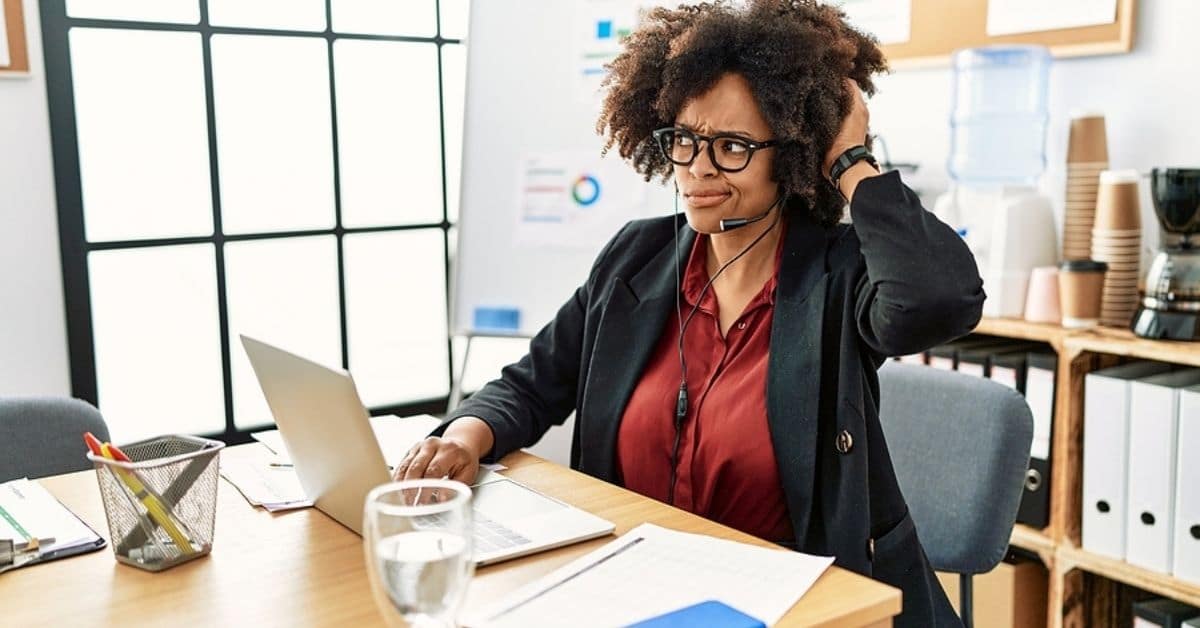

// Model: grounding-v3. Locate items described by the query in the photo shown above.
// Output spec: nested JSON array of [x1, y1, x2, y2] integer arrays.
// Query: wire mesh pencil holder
[[87, 434, 225, 572]]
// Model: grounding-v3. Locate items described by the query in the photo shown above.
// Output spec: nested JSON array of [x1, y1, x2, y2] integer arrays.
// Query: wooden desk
[[2, 446, 900, 627]]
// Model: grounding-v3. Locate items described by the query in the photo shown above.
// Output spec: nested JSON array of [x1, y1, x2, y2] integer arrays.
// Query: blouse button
[[737, 321, 747, 330], [835, 430, 854, 454]]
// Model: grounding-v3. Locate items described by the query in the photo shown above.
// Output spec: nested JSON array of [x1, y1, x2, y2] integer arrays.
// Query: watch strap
[[828, 145, 878, 191]]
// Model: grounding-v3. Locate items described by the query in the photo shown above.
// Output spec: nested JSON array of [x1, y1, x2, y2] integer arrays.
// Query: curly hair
[[597, 0, 887, 227]]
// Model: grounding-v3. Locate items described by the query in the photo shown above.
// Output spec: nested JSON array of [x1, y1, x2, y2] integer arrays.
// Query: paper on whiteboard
[[465, 523, 834, 627], [839, 0, 911, 45], [0, 7, 10, 68], [987, 0, 1117, 36], [573, 0, 641, 105], [516, 150, 648, 251]]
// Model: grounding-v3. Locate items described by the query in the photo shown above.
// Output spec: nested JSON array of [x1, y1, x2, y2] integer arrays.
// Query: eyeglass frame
[[651, 126, 779, 173]]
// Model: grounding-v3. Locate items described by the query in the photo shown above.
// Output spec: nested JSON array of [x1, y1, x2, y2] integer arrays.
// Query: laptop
[[240, 335, 615, 566]]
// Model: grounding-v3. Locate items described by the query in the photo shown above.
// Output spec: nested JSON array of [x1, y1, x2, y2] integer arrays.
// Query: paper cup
[[1068, 113, 1109, 163], [1024, 266, 1062, 324], [1059, 260, 1108, 328], [1094, 170, 1142, 231]]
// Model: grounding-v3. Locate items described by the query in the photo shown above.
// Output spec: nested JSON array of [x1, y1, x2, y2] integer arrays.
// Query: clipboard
[[0, 479, 107, 574]]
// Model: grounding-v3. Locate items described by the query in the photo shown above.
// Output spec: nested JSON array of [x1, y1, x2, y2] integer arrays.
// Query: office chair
[[878, 363, 1034, 628], [0, 397, 110, 482]]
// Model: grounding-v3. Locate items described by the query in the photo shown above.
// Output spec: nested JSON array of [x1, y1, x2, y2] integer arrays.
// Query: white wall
[[0, 0, 71, 396], [1, 0, 1197, 401], [870, 0, 1200, 250]]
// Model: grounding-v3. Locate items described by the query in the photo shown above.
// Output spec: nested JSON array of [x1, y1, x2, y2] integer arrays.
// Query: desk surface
[[3, 446, 900, 627]]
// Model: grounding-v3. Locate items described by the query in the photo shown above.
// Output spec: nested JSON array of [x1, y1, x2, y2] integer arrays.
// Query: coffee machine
[[1131, 168, 1200, 340]]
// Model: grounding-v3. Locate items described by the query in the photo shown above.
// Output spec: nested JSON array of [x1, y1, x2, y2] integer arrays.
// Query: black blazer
[[440, 171, 985, 627]]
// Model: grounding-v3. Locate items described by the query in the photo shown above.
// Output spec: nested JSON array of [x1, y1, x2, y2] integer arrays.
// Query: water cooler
[[933, 46, 1058, 318]]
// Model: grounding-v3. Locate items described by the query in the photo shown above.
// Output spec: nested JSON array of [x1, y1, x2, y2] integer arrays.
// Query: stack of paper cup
[[1091, 169, 1142, 327], [1064, 112, 1109, 260]]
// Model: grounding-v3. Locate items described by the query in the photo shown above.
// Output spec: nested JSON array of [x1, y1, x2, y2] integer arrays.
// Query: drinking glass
[[364, 480, 475, 628]]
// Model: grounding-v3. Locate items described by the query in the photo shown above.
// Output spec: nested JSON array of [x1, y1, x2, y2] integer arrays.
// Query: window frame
[[40, 0, 461, 444]]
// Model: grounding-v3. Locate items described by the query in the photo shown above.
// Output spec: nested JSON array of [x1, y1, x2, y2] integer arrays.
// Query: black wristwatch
[[827, 145, 879, 193]]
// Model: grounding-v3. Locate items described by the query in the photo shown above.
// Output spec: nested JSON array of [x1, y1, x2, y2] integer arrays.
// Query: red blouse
[[615, 232, 793, 542]]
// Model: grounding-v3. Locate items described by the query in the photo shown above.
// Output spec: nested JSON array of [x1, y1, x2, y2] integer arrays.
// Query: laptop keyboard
[[415, 510, 532, 554]]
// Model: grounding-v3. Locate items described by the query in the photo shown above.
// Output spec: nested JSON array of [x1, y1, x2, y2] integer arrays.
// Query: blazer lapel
[[576, 223, 693, 482], [767, 215, 830, 545]]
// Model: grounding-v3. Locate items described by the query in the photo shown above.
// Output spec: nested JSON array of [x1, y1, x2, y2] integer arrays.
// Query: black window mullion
[[325, 0, 350, 371], [435, 0, 456, 400], [197, 0, 238, 441], [61, 16, 461, 45], [81, 222, 448, 252], [40, 0, 98, 406]]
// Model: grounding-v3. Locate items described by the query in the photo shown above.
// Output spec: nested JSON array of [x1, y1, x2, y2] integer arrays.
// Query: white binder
[[1174, 384, 1200, 585], [1025, 355, 1056, 462], [1082, 361, 1172, 559], [1127, 368, 1200, 574]]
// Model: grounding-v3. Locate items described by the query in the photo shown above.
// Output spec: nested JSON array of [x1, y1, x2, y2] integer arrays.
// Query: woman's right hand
[[392, 416, 495, 484], [393, 435, 481, 484]]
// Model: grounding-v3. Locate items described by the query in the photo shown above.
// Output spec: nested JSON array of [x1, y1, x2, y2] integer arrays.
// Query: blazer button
[[868, 537, 875, 561], [835, 430, 854, 454]]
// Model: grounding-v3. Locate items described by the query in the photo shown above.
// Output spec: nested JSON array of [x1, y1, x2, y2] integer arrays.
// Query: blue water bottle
[[947, 45, 1051, 186]]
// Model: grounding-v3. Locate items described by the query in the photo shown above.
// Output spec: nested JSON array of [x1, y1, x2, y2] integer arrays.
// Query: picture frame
[[1, 0, 30, 77]]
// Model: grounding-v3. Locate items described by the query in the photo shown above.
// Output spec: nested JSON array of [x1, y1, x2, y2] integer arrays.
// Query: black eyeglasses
[[651, 127, 778, 173]]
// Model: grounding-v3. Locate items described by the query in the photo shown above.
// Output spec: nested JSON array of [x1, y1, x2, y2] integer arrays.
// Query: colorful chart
[[571, 174, 602, 206]]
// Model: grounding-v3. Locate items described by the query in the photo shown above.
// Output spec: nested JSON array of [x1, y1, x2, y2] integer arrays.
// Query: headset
[[667, 184, 784, 504]]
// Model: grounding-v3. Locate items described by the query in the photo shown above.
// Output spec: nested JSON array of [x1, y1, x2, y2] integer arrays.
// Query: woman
[[397, 2, 983, 625]]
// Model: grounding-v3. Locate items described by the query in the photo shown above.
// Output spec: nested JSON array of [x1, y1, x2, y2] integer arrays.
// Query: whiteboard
[[451, 0, 673, 338]]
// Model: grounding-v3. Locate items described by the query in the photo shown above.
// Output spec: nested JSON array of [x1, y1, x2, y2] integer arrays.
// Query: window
[[41, 0, 469, 442]]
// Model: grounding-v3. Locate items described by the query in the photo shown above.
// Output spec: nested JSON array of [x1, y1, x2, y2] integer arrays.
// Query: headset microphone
[[718, 194, 784, 231]]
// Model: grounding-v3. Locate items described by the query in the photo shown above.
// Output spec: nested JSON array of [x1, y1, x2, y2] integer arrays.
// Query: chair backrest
[[878, 362, 1033, 575], [0, 397, 110, 482]]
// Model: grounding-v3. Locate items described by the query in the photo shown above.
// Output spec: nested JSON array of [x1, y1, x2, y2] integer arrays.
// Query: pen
[[0, 537, 57, 571], [83, 432, 104, 456], [100, 443, 196, 556]]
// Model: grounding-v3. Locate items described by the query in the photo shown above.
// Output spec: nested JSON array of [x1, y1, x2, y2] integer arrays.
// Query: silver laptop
[[240, 335, 615, 566]]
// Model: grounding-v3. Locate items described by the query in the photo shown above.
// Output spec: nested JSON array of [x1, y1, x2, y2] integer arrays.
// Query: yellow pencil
[[100, 443, 195, 556]]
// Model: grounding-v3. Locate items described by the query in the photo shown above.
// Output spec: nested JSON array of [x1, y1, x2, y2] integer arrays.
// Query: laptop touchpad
[[474, 479, 566, 520]]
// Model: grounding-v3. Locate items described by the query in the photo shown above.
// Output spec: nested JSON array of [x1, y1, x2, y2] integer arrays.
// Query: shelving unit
[[969, 317, 1200, 628], [1057, 544, 1200, 609]]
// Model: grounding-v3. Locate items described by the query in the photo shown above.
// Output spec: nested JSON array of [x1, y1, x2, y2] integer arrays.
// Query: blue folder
[[625, 600, 767, 628]]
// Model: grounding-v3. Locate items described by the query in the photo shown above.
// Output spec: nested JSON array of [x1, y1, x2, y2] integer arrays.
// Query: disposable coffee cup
[[1024, 266, 1062, 324], [1068, 111, 1109, 163], [1059, 259, 1108, 329], [1094, 170, 1141, 231]]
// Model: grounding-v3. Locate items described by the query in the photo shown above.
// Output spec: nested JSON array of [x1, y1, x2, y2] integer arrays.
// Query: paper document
[[986, 0, 1117, 36], [839, 0, 912, 45], [465, 523, 834, 627], [0, 479, 103, 573], [252, 414, 505, 472], [219, 455, 313, 511]]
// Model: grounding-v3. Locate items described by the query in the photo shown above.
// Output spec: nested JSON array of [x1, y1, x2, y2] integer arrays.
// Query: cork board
[[882, 0, 1136, 69], [1, 0, 29, 75]]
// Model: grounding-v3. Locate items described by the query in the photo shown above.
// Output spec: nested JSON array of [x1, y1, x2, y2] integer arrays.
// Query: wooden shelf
[[1011, 523, 1056, 565], [1057, 544, 1200, 608], [973, 317, 1067, 345], [1066, 327, 1200, 368], [974, 318, 1200, 367]]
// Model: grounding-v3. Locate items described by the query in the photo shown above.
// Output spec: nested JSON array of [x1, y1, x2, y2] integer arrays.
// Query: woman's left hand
[[823, 78, 871, 180]]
